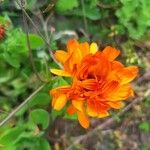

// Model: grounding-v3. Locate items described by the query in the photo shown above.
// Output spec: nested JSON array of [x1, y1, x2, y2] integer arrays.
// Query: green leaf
[[56, 0, 79, 12], [70, 7, 101, 20], [38, 138, 51, 150], [64, 113, 77, 121], [3, 52, 20, 68], [28, 34, 44, 49], [0, 127, 24, 145], [139, 122, 150, 132], [29, 109, 49, 129], [29, 93, 50, 107]]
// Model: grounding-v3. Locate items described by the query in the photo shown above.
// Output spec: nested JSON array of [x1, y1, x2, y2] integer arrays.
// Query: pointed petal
[[107, 101, 124, 109], [54, 50, 68, 64], [50, 69, 71, 77], [79, 42, 90, 56], [87, 104, 98, 117], [90, 42, 98, 54], [77, 111, 89, 128], [118, 66, 138, 85], [102, 46, 120, 61], [98, 111, 109, 118], [104, 84, 134, 101], [67, 104, 76, 115], [67, 39, 79, 53], [53, 94, 67, 110], [72, 100, 84, 112]]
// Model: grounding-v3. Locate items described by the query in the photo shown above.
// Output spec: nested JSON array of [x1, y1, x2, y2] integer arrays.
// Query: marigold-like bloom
[[50, 39, 138, 128], [0, 24, 5, 40], [50, 39, 98, 77]]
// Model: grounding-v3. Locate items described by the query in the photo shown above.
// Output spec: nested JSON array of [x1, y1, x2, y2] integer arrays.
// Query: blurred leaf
[[29, 93, 50, 107], [28, 33, 44, 49], [0, 127, 24, 145], [29, 109, 49, 129], [3, 52, 20, 68], [139, 122, 150, 132], [64, 113, 77, 121], [56, 0, 79, 12]]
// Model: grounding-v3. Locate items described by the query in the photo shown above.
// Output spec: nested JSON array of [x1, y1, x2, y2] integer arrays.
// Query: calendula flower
[[50, 40, 138, 128], [50, 39, 98, 77], [0, 24, 5, 40]]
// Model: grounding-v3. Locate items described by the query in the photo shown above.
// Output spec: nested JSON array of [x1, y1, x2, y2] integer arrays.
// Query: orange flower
[[0, 24, 5, 40], [50, 39, 98, 77], [50, 40, 138, 128]]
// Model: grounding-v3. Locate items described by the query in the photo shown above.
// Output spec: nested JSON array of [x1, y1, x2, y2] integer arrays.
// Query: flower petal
[[72, 99, 84, 112], [118, 66, 138, 85], [67, 104, 76, 115], [90, 42, 98, 54], [104, 84, 134, 101], [107, 101, 124, 109], [67, 39, 79, 53], [102, 46, 120, 61], [98, 111, 109, 118], [50, 69, 71, 77], [54, 50, 68, 64], [77, 111, 89, 128], [53, 94, 67, 111]]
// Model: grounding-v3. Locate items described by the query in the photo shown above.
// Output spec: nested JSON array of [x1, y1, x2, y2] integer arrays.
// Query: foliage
[[0, 0, 149, 149]]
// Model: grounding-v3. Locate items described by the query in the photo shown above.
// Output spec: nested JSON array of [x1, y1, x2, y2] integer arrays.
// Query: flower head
[[50, 40, 138, 128], [0, 24, 5, 40]]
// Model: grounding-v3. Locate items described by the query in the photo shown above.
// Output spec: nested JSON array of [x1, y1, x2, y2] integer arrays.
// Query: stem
[[16, 0, 62, 69], [0, 84, 46, 127], [81, 0, 89, 39]]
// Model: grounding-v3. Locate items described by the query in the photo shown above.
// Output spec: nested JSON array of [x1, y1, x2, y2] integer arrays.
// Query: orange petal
[[72, 99, 84, 112], [90, 42, 98, 54], [54, 50, 68, 64], [77, 111, 89, 128], [118, 66, 138, 85], [79, 42, 90, 57], [67, 104, 76, 115], [107, 101, 124, 109], [53, 94, 67, 111], [67, 39, 79, 53], [98, 111, 109, 118], [104, 84, 134, 101], [102, 46, 120, 61], [87, 104, 98, 117], [50, 69, 71, 77]]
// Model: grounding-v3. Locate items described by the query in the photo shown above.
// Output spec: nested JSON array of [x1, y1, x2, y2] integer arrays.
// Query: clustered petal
[[0, 24, 5, 40], [50, 39, 138, 128]]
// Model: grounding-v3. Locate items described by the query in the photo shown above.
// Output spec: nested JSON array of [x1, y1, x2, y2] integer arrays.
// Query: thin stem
[[81, 0, 89, 39], [0, 84, 46, 127], [22, 6, 47, 82], [16, 0, 62, 69]]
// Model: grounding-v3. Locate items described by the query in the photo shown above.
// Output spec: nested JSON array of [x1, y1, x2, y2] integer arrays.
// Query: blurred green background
[[0, 0, 150, 150]]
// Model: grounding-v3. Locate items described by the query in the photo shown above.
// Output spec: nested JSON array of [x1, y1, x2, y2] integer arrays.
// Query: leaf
[[139, 122, 150, 132], [0, 127, 24, 145], [56, 0, 79, 12], [29, 93, 50, 107], [29, 109, 49, 129], [64, 113, 77, 121], [51, 77, 69, 89], [70, 7, 101, 20], [28, 34, 44, 49], [3, 52, 20, 68], [38, 138, 51, 150]]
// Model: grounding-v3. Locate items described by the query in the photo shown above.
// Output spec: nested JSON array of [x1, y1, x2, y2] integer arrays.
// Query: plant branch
[[81, 0, 89, 39], [22, 4, 48, 83], [0, 84, 46, 127]]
